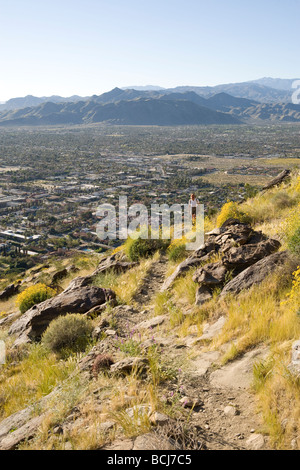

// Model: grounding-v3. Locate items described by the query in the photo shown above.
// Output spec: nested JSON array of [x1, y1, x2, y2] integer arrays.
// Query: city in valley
[[0, 123, 299, 279]]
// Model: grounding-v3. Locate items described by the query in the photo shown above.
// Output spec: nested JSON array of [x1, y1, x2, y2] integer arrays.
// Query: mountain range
[[0, 78, 300, 127]]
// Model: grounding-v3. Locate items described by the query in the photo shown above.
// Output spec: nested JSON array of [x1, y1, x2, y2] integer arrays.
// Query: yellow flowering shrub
[[111, 244, 125, 256], [216, 201, 251, 228], [287, 266, 300, 300], [282, 201, 300, 254], [16, 283, 56, 314]]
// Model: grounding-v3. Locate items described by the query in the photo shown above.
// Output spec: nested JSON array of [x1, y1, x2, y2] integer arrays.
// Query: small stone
[[246, 433, 265, 450], [124, 405, 151, 426], [52, 425, 63, 435], [133, 433, 177, 451], [99, 421, 115, 432], [64, 442, 73, 450], [179, 397, 203, 408], [103, 438, 134, 451], [110, 357, 149, 374], [105, 329, 117, 336], [136, 315, 166, 330], [149, 412, 170, 426], [224, 405, 238, 416], [291, 439, 298, 450]]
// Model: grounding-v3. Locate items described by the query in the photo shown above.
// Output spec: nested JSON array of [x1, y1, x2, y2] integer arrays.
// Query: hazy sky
[[0, 0, 299, 101]]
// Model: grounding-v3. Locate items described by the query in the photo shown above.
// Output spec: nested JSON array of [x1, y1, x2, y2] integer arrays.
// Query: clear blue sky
[[0, 0, 299, 101]]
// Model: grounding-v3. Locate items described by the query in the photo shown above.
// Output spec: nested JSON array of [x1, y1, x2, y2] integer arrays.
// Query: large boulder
[[9, 276, 116, 343], [162, 223, 267, 292], [220, 251, 291, 297], [195, 286, 213, 305], [0, 283, 20, 300], [214, 223, 254, 252], [193, 262, 227, 286], [222, 238, 281, 271]]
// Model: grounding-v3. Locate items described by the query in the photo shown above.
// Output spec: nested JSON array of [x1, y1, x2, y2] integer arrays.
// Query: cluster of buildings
[[0, 153, 245, 265]]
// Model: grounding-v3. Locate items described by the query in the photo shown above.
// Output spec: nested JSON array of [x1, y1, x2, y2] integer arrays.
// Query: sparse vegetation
[[1, 128, 300, 450], [125, 236, 169, 262], [167, 243, 187, 262], [0, 343, 76, 419], [93, 251, 160, 304], [42, 314, 93, 357]]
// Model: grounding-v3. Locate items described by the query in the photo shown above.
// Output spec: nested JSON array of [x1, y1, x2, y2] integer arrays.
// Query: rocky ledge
[[162, 218, 294, 305]]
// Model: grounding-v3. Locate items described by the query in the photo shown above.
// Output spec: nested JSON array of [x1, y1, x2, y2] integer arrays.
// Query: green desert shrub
[[270, 191, 298, 210], [288, 224, 300, 256], [126, 237, 169, 262], [42, 314, 93, 356], [16, 283, 56, 314], [167, 243, 187, 262]]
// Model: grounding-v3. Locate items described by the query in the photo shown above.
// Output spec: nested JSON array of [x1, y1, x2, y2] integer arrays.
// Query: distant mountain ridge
[[1, 77, 299, 113], [249, 77, 299, 91], [165, 83, 292, 103], [0, 95, 241, 127], [121, 85, 165, 91], [0, 94, 88, 112], [1, 80, 300, 127]]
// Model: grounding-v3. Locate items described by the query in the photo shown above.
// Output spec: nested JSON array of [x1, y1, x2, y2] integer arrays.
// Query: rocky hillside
[[0, 171, 300, 450]]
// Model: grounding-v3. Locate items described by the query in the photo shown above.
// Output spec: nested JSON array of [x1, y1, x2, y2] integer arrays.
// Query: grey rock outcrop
[[220, 251, 291, 297], [289, 340, 300, 375], [9, 276, 116, 344], [193, 262, 227, 286], [51, 265, 79, 284], [92, 253, 137, 277], [110, 357, 149, 375], [0, 312, 20, 328], [162, 221, 269, 293], [195, 286, 213, 305], [0, 414, 46, 450], [262, 169, 290, 191], [222, 239, 281, 271], [0, 282, 20, 300]]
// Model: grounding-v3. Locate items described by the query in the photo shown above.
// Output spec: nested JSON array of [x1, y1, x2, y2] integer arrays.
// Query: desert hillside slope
[[0, 170, 300, 450]]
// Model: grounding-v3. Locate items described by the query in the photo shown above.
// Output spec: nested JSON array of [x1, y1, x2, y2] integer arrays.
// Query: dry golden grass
[[164, 175, 300, 448], [0, 296, 19, 317], [21, 364, 163, 450], [94, 251, 160, 305], [0, 344, 77, 419], [6, 174, 300, 450], [252, 344, 300, 449]]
